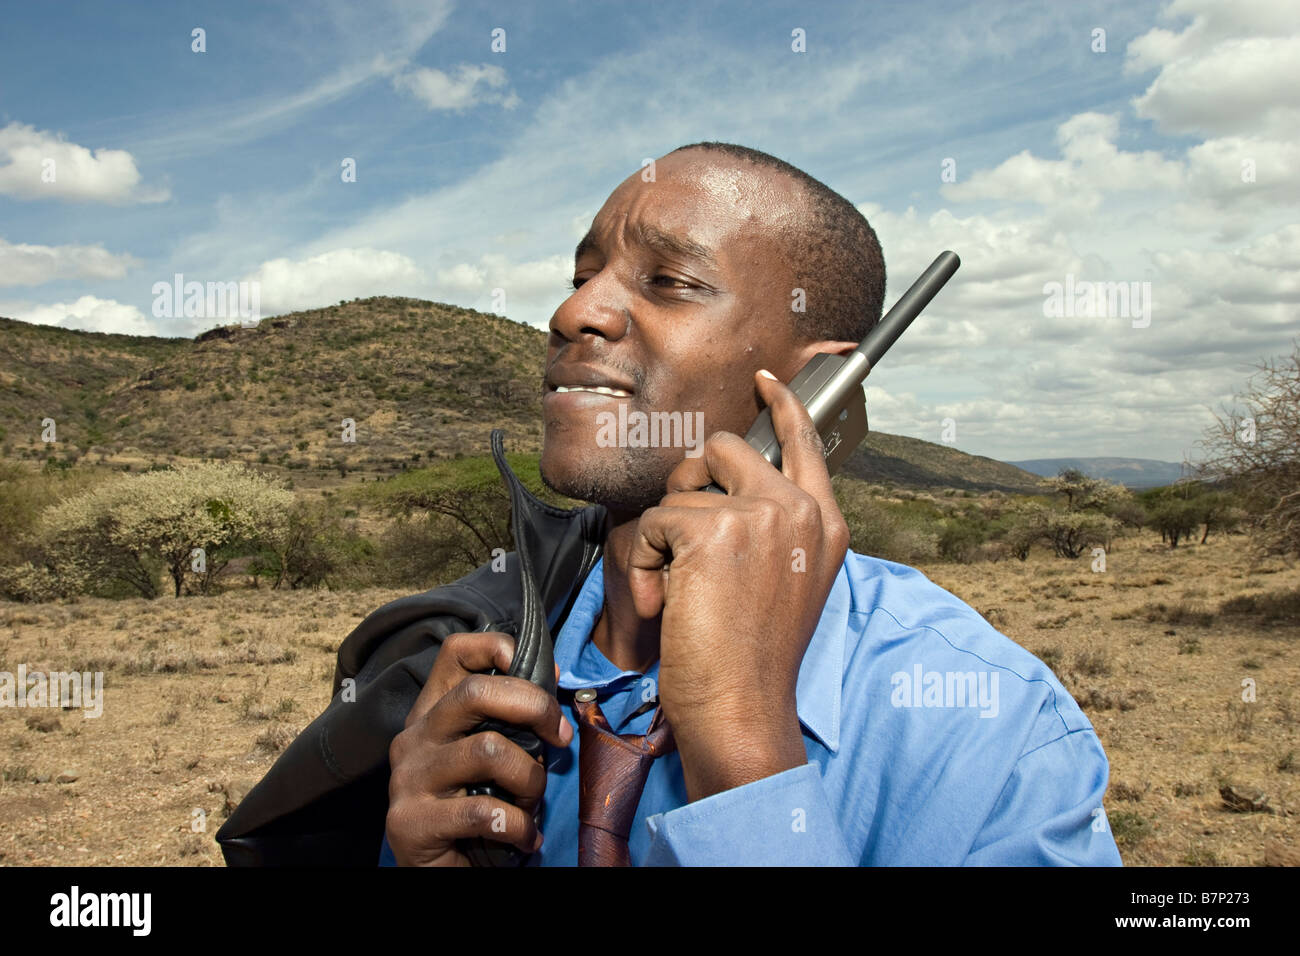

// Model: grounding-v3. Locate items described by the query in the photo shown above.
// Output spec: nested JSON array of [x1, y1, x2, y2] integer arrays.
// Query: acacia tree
[[1188, 490, 1246, 544], [28, 461, 293, 597], [1040, 468, 1131, 513], [1039, 509, 1119, 559], [369, 453, 578, 569], [1148, 498, 1199, 548], [1002, 502, 1049, 560], [1194, 338, 1300, 558]]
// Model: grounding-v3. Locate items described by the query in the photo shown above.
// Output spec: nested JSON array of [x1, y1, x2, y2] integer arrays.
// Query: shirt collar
[[553, 556, 847, 754]]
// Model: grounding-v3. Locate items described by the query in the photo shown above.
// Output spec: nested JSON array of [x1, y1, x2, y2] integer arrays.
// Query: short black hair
[[667, 141, 886, 344]]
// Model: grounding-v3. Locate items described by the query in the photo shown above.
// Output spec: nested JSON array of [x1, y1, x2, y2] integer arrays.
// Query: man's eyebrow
[[574, 231, 598, 265], [573, 223, 719, 268]]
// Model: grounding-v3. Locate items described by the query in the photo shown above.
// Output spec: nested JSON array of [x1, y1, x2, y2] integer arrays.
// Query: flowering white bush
[[23, 461, 294, 598]]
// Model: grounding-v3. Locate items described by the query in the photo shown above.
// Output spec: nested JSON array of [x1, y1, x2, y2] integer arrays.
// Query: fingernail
[[757, 368, 777, 380], [533, 831, 544, 851], [558, 714, 573, 744]]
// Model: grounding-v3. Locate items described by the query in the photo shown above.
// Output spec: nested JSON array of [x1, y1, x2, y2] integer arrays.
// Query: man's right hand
[[385, 630, 572, 866]]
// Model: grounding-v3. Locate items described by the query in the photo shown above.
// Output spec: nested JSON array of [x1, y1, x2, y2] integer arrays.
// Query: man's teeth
[[554, 385, 630, 397]]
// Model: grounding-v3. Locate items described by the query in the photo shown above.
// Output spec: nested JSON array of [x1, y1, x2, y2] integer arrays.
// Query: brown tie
[[573, 688, 676, 866]]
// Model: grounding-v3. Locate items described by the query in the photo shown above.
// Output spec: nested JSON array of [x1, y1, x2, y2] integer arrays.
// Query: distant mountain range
[[1007, 457, 1189, 489]]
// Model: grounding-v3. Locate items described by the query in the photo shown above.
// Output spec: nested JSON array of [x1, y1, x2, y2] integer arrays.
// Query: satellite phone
[[461, 250, 960, 866]]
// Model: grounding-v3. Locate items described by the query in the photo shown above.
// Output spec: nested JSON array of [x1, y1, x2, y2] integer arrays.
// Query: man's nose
[[548, 276, 630, 343]]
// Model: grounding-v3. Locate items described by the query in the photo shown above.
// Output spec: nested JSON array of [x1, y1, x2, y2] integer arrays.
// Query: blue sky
[[1, 0, 1297, 464]]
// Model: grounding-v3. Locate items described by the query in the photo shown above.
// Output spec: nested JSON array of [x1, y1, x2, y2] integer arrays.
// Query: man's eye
[[566, 275, 692, 291]]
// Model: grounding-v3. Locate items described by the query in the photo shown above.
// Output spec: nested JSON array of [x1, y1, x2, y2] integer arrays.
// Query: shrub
[[937, 515, 988, 563], [1040, 510, 1119, 559], [833, 477, 939, 564], [1147, 498, 1200, 548], [7, 461, 293, 599]]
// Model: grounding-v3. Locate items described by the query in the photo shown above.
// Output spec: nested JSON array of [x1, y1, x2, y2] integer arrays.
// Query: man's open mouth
[[551, 385, 632, 397]]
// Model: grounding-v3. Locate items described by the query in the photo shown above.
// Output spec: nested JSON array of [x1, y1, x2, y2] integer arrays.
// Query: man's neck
[[591, 514, 662, 673]]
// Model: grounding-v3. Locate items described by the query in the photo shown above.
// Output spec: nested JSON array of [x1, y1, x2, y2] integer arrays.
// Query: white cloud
[[435, 262, 489, 294], [8, 295, 158, 335], [0, 122, 169, 203], [858, 204, 1085, 318], [1183, 135, 1300, 213], [388, 62, 519, 111], [434, 253, 570, 311], [1152, 224, 1300, 307], [0, 238, 139, 286], [940, 112, 1185, 213], [1131, 35, 1300, 139], [244, 248, 428, 315], [1126, 0, 1300, 139], [851, 200, 1300, 459], [429, 253, 571, 326], [1124, 0, 1300, 73]]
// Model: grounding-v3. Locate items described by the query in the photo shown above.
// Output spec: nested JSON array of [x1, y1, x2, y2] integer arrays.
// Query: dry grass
[[0, 586, 408, 866], [0, 528, 1295, 866], [921, 529, 1299, 866]]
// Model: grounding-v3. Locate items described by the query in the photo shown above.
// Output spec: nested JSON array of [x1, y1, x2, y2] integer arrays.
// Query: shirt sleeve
[[963, 728, 1123, 866], [641, 762, 855, 866]]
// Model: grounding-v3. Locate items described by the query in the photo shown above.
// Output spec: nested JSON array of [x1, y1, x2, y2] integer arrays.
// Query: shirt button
[[574, 688, 598, 703]]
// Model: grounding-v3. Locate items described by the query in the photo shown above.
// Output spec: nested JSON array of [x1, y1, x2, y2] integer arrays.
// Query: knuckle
[[749, 502, 782, 536], [792, 495, 820, 526], [441, 631, 473, 653], [470, 730, 508, 764], [716, 508, 746, 538], [797, 423, 825, 454], [389, 727, 412, 766], [459, 796, 498, 832], [388, 763, 416, 801], [703, 431, 732, 454], [384, 803, 408, 838], [458, 673, 494, 706], [385, 799, 422, 842], [528, 682, 559, 717]]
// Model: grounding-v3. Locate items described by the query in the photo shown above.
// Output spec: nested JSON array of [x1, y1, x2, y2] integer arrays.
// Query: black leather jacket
[[216, 432, 608, 866]]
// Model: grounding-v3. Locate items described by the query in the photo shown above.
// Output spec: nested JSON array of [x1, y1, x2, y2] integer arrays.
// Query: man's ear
[[789, 339, 860, 375]]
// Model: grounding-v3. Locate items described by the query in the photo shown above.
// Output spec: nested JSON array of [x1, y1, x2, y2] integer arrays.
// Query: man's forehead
[[577, 157, 802, 268]]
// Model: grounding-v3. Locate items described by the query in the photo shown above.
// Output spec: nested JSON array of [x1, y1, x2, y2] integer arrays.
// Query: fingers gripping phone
[[461, 251, 959, 865]]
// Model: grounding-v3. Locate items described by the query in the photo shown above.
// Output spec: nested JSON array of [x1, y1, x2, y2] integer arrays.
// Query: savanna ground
[[0, 529, 1295, 867]]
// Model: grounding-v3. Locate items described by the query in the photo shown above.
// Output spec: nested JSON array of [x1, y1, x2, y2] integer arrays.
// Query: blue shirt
[[381, 550, 1123, 866]]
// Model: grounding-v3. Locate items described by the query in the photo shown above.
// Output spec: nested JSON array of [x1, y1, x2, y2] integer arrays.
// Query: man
[[218, 142, 1122, 866]]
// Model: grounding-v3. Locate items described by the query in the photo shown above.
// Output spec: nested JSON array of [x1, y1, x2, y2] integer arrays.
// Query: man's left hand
[[626, 368, 851, 802]]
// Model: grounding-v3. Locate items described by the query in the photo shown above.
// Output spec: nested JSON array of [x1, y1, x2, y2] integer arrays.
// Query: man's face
[[539, 151, 812, 514]]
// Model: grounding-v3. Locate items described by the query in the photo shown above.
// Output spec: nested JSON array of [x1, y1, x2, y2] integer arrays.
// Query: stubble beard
[[540, 437, 677, 515]]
